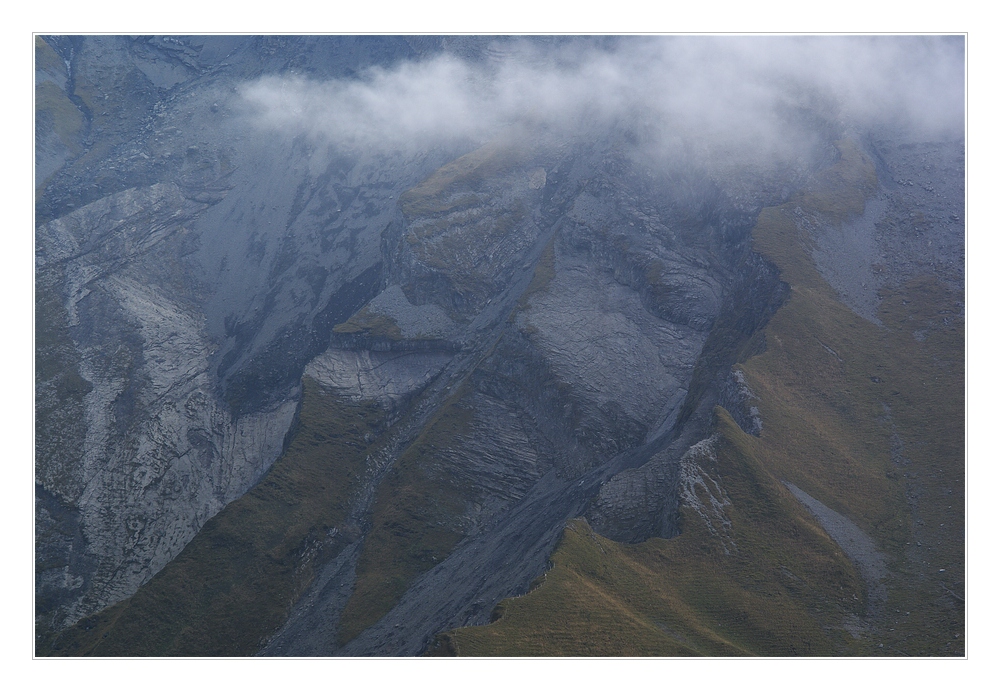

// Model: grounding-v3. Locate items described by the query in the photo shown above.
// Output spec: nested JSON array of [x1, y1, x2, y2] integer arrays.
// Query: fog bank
[[239, 36, 965, 163]]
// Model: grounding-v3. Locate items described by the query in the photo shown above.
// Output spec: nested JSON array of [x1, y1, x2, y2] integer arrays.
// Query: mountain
[[34, 35, 964, 656]]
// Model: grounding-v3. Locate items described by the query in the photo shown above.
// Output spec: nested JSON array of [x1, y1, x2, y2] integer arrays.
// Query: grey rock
[[720, 368, 763, 437], [586, 448, 677, 544], [809, 136, 965, 322], [678, 436, 736, 555], [362, 284, 460, 340], [784, 482, 888, 614], [305, 348, 451, 406], [520, 258, 703, 447], [37, 184, 301, 629]]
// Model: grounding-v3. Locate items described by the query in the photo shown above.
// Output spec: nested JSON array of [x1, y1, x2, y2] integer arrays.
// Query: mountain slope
[[35, 36, 964, 657], [439, 139, 964, 657]]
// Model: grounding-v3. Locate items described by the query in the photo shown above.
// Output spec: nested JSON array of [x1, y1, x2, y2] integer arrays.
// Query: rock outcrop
[[35, 182, 301, 630], [35, 35, 466, 633], [36, 36, 963, 658]]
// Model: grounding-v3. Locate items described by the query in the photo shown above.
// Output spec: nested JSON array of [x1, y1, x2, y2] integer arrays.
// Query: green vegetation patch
[[40, 378, 385, 656], [862, 276, 964, 654], [737, 142, 963, 654]]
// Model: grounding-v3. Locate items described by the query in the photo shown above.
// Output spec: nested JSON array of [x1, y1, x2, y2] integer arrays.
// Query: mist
[[238, 36, 965, 165]]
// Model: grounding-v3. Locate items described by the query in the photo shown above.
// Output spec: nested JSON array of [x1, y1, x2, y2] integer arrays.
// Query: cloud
[[238, 36, 964, 163]]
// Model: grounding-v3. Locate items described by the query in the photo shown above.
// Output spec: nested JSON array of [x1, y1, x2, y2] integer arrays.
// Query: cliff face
[[36, 182, 299, 629], [36, 36, 963, 657], [35, 35, 460, 635]]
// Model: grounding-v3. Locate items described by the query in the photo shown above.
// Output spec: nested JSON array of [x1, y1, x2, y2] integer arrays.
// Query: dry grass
[[442, 139, 963, 656], [398, 141, 517, 218], [447, 411, 864, 657]]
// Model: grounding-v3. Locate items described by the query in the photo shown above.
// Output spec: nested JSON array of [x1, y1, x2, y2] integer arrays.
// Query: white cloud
[[238, 36, 964, 162]]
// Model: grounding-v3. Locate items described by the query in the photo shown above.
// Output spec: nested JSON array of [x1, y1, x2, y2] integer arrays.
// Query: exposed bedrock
[[35, 36, 489, 634], [40, 35, 935, 656], [35, 184, 301, 630], [265, 129, 810, 656], [580, 217, 788, 546], [305, 348, 453, 407]]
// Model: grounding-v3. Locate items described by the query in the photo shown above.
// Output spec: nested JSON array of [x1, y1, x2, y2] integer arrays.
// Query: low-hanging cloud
[[238, 36, 964, 163]]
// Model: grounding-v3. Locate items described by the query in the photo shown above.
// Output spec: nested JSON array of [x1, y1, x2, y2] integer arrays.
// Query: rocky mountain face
[[36, 34, 462, 636], [35, 36, 964, 656]]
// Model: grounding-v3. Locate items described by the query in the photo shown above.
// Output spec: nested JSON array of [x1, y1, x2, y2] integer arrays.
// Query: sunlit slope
[[440, 141, 964, 656]]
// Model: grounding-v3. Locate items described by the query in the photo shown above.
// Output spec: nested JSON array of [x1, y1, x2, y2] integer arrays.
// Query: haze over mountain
[[35, 35, 964, 656]]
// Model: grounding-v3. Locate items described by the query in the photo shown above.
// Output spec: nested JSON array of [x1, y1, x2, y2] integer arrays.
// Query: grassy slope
[[442, 140, 964, 656], [865, 276, 964, 654], [336, 387, 474, 644], [443, 409, 865, 656], [40, 378, 383, 656]]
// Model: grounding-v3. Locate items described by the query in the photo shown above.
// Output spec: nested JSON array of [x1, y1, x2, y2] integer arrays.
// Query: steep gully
[[263, 152, 789, 656]]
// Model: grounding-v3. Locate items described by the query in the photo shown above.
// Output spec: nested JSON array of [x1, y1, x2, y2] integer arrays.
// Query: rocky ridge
[[36, 36, 963, 657]]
